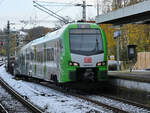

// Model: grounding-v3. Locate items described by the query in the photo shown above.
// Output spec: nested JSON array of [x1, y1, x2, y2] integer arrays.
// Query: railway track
[[38, 81, 150, 113], [0, 103, 8, 113], [15, 76, 150, 113], [0, 63, 4, 66], [99, 93, 150, 111], [39, 82, 128, 113], [87, 94, 150, 113], [0, 77, 44, 113], [71, 93, 128, 113]]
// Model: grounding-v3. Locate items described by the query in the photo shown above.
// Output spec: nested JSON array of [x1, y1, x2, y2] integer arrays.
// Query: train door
[[33, 46, 37, 77], [21, 53, 26, 74], [56, 39, 61, 80], [25, 49, 29, 75], [37, 44, 44, 79], [43, 43, 47, 80], [29, 50, 34, 76]]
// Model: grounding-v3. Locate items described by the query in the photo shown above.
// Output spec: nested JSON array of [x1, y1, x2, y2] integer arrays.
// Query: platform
[[96, 0, 150, 25], [108, 71, 150, 83]]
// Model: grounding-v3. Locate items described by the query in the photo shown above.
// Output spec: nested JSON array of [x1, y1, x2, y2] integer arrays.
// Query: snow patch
[[0, 65, 108, 113]]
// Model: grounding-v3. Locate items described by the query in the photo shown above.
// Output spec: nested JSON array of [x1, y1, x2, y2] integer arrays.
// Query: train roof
[[20, 22, 100, 51], [21, 27, 65, 50]]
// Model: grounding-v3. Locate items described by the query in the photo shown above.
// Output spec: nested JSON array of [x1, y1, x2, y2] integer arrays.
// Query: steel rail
[[0, 63, 4, 66], [100, 93, 150, 111], [0, 77, 44, 113], [0, 103, 8, 113], [71, 93, 128, 113]]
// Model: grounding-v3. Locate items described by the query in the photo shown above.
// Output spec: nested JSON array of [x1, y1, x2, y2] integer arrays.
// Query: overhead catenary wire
[[40, 0, 76, 21], [33, 5, 66, 23], [33, 1, 69, 24], [33, 0, 93, 22], [39, 0, 78, 18], [34, 1, 76, 5], [33, 2, 67, 22]]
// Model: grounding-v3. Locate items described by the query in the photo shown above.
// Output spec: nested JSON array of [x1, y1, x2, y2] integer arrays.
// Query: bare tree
[[26, 26, 51, 41], [100, 0, 113, 14]]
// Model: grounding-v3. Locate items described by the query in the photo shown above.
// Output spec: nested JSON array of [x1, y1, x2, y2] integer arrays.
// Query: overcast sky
[[0, 0, 102, 30]]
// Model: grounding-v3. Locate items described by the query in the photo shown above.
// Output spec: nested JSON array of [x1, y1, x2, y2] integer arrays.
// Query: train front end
[[60, 23, 108, 84]]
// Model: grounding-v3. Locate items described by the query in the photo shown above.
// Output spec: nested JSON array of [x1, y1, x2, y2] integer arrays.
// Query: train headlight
[[96, 61, 106, 66], [96, 62, 102, 66], [69, 61, 79, 66]]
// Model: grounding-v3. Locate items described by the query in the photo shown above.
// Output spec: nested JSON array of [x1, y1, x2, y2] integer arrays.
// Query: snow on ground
[[87, 95, 149, 113], [0, 65, 111, 113]]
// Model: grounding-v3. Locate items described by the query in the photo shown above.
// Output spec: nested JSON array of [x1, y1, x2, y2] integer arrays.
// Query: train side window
[[44, 48, 47, 62], [21, 54, 23, 64], [31, 52, 34, 61], [39, 52, 40, 63], [47, 49, 50, 61], [34, 54, 36, 62], [50, 48, 54, 61], [41, 51, 43, 63], [39, 52, 41, 63], [37, 52, 40, 62], [27, 54, 30, 60], [37, 51, 42, 63], [46, 48, 54, 61], [22, 55, 25, 65], [39, 51, 43, 63], [19, 55, 21, 64], [60, 39, 64, 52], [26, 54, 28, 60]]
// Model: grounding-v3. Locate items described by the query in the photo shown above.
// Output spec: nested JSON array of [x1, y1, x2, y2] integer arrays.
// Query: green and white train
[[14, 23, 108, 84]]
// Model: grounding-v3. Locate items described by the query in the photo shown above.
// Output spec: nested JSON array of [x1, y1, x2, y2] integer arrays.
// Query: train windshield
[[69, 29, 104, 55]]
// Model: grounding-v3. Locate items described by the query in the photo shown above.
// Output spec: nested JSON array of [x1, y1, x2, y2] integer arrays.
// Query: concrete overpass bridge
[[96, 0, 150, 25]]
